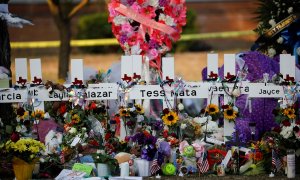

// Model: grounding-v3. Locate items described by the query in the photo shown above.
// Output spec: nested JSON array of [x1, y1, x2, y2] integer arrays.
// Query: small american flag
[[150, 158, 160, 175], [197, 152, 209, 174], [272, 149, 282, 172]]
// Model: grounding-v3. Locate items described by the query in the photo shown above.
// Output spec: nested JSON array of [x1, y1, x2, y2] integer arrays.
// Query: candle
[[287, 149, 295, 178], [120, 162, 129, 177]]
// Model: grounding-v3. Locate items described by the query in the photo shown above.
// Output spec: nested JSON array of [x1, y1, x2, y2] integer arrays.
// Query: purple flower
[[149, 40, 159, 49], [127, 0, 135, 6], [141, 144, 157, 161], [159, 0, 169, 7], [120, 35, 128, 44], [153, 120, 163, 131]]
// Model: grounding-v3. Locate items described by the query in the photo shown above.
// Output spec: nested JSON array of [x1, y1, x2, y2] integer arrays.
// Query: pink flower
[[131, 2, 141, 13], [121, 23, 132, 33], [141, 6, 156, 18], [148, 49, 158, 59]]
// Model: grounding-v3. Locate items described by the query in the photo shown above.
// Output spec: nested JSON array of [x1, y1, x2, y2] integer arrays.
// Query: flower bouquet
[[5, 138, 45, 180], [92, 152, 119, 176]]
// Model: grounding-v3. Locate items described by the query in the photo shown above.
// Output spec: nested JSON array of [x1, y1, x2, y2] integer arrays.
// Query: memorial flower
[[223, 105, 238, 122], [162, 110, 179, 126], [5, 138, 45, 163], [206, 104, 219, 115]]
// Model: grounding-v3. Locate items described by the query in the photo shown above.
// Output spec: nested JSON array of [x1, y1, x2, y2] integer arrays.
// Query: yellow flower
[[283, 107, 296, 119], [134, 104, 144, 114], [119, 108, 129, 117], [162, 111, 179, 126], [18, 111, 29, 120], [206, 104, 219, 115], [72, 114, 81, 124], [32, 110, 45, 119], [224, 107, 238, 122]]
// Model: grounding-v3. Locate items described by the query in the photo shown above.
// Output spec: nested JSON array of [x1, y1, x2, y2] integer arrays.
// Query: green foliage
[[92, 153, 119, 172], [76, 12, 122, 53]]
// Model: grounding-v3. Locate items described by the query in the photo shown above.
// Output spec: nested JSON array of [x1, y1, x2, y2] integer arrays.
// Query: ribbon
[[114, 3, 178, 39], [179, 140, 205, 158], [0, 4, 8, 13]]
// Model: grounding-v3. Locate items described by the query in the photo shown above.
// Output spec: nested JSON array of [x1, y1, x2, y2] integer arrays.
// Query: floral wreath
[[108, 0, 186, 69]]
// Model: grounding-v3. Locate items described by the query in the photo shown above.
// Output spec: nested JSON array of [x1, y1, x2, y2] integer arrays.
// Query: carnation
[[177, 103, 184, 111], [193, 117, 207, 124], [280, 126, 293, 139]]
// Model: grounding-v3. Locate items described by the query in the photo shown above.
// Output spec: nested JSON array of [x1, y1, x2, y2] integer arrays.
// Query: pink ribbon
[[179, 140, 205, 158], [115, 3, 178, 38]]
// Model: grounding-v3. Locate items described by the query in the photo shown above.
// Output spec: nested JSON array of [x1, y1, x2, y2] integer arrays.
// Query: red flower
[[17, 107, 25, 116], [89, 102, 97, 110], [11, 132, 20, 142], [272, 126, 281, 133], [222, 105, 229, 109], [59, 103, 67, 115], [282, 120, 291, 127], [293, 126, 300, 133], [163, 130, 168, 138], [296, 120, 300, 125], [163, 108, 170, 115], [141, 6, 156, 18], [253, 151, 263, 161], [137, 0, 145, 5], [89, 139, 99, 147], [105, 132, 112, 141]]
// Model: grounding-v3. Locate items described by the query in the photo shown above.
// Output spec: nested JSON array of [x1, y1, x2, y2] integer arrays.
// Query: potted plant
[[92, 152, 118, 177], [5, 138, 45, 180]]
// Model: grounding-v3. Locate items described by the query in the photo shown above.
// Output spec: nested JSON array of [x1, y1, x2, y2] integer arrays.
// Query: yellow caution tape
[[11, 30, 255, 49]]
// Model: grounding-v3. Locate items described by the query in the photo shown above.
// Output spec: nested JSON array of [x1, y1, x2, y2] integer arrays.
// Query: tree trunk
[[58, 19, 71, 80]]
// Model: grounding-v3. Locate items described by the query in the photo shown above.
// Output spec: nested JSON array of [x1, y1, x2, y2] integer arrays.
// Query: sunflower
[[31, 110, 45, 119], [134, 104, 144, 114], [119, 108, 129, 117], [72, 114, 81, 124], [18, 111, 29, 121], [162, 111, 179, 126], [206, 104, 219, 115], [224, 107, 238, 122], [283, 107, 296, 119]]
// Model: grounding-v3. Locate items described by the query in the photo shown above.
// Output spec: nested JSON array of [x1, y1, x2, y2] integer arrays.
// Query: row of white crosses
[[0, 54, 298, 143]]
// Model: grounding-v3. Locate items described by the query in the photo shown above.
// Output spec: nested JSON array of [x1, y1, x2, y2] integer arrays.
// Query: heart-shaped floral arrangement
[[108, 0, 186, 69]]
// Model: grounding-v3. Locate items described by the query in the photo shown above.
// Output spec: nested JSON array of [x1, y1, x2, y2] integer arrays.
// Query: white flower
[[177, 103, 184, 111], [277, 37, 284, 44], [39, 158, 45, 163], [280, 126, 293, 139], [288, 7, 293, 14], [232, 89, 241, 97], [207, 116, 212, 121], [69, 127, 77, 134], [268, 48, 276, 57], [202, 121, 218, 133], [180, 123, 187, 129], [137, 114, 144, 122], [193, 117, 207, 124], [84, 133, 88, 138], [129, 107, 136, 112], [148, 0, 159, 7], [131, 43, 142, 55], [159, 14, 176, 26], [82, 127, 87, 132], [233, 106, 239, 112], [268, 19, 276, 27], [113, 15, 127, 25]]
